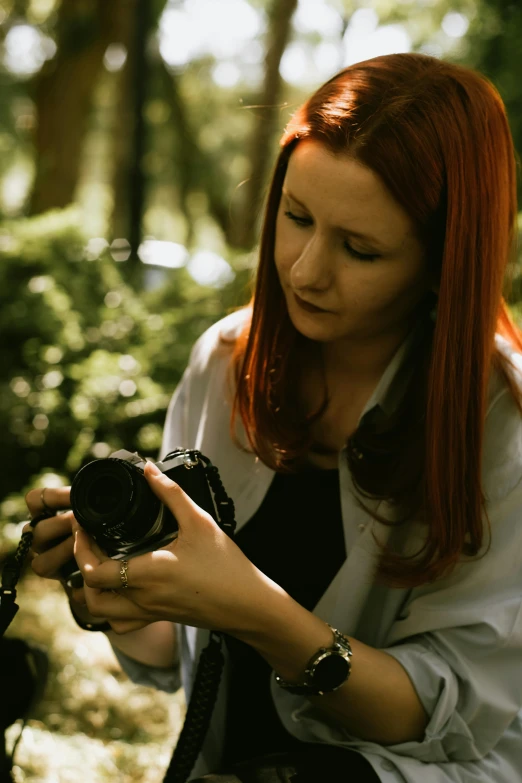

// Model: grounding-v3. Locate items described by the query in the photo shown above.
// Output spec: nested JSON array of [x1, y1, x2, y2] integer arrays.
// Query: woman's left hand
[[73, 461, 273, 636]]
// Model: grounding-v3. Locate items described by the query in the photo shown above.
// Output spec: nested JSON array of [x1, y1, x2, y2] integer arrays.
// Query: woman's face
[[274, 140, 434, 371]]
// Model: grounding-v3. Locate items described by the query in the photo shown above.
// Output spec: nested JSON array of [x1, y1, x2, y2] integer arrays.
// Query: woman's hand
[[24, 485, 164, 635], [24, 486, 75, 581], [73, 461, 276, 636]]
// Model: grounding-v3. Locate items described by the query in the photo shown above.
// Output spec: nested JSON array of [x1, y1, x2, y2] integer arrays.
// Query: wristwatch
[[274, 624, 353, 696]]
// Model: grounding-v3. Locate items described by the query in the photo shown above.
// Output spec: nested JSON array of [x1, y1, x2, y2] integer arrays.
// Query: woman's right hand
[[24, 486, 179, 658], [24, 486, 74, 582]]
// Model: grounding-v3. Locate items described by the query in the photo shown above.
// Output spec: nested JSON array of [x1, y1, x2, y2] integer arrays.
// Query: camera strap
[[0, 513, 49, 638], [162, 450, 237, 783]]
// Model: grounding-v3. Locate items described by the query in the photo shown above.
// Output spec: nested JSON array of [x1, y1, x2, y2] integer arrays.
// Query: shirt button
[[291, 709, 301, 723], [358, 523, 367, 532], [380, 760, 395, 772]]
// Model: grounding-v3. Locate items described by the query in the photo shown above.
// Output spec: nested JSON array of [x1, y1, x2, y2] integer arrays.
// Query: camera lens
[[88, 476, 124, 514], [70, 458, 161, 549]]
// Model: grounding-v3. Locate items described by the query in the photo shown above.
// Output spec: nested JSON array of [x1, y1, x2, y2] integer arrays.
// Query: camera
[[61, 448, 219, 588]]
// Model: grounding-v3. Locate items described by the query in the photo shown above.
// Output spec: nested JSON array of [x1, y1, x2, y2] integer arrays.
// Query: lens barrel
[[70, 458, 161, 551]]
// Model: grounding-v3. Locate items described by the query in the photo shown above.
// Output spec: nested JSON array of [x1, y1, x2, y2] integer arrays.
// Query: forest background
[[1, 0, 521, 781]]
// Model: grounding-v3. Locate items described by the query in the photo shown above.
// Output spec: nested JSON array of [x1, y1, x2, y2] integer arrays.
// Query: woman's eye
[[284, 209, 380, 263], [343, 242, 380, 262], [284, 210, 311, 227]]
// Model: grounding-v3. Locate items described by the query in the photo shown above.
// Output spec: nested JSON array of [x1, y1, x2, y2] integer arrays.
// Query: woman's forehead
[[283, 140, 416, 253]]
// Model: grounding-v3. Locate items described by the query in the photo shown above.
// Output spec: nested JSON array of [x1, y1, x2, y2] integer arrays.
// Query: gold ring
[[119, 560, 129, 589], [40, 488, 54, 516]]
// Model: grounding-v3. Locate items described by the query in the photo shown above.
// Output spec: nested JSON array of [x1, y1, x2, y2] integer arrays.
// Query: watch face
[[314, 653, 351, 691]]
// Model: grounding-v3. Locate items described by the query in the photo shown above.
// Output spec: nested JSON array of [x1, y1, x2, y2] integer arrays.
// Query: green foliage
[[0, 208, 253, 528]]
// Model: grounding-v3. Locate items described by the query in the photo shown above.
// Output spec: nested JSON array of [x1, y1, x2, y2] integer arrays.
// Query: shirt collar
[[358, 317, 429, 427]]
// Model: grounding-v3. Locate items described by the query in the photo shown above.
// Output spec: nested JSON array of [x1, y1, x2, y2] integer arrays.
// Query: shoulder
[[187, 307, 251, 377], [482, 334, 522, 502]]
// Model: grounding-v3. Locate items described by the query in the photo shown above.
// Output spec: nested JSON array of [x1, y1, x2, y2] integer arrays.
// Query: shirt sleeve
[[111, 643, 181, 693], [379, 470, 522, 763], [278, 473, 522, 767], [160, 363, 192, 458]]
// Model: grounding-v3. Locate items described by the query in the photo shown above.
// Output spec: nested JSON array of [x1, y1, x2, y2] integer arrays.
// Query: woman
[[26, 53, 522, 782]]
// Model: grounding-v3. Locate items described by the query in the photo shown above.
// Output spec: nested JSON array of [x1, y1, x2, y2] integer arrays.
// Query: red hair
[[224, 53, 522, 587]]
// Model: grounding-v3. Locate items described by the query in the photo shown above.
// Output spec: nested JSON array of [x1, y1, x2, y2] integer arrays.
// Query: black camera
[[62, 448, 220, 588]]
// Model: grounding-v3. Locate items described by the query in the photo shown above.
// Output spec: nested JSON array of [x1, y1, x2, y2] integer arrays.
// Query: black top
[[221, 466, 346, 767]]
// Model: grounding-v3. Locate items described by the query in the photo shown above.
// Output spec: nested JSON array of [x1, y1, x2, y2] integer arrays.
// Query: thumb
[[143, 460, 214, 532]]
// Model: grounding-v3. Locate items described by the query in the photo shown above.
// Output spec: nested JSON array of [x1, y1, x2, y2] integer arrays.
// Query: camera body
[[62, 448, 218, 588]]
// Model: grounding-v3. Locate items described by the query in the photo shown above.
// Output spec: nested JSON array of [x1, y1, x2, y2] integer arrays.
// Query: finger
[[143, 461, 217, 533], [71, 521, 110, 563], [70, 586, 87, 606], [109, 619, 152, 635], [74, 528, 128, 590], [25, 486, 71, 517], [27, 511, 75, 554], [31, 536, 75, 579], [83, 583, 154, 623]]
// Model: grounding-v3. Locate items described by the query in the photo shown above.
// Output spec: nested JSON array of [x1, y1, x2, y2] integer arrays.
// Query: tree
[[230, 0, 299, 249], [453, 0, 522, 204], [28, 0, 139, 215], [107, 0, 169, 277]]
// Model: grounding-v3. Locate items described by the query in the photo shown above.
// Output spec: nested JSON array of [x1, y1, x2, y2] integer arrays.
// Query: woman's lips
[[293, 292, 331, 314]]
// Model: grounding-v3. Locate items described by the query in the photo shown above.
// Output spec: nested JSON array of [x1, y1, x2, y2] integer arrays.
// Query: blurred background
[[0, 0, 521, 780]]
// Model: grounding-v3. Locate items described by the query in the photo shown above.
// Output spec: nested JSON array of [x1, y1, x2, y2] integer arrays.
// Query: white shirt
[[112, 308, 522, 782]]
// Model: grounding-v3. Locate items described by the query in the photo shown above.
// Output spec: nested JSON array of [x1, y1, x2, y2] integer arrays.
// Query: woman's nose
[[289, 235, 332, 292]]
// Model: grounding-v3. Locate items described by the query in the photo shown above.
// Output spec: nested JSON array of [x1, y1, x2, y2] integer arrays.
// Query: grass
[[5, 571, 186, 783]]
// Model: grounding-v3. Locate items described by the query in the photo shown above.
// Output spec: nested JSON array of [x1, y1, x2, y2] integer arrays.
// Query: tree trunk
[[107, 0, 168, 288], [27, 0, 136, 215], [106, 5, 136, 243], [230, 0, 299, 250], [156, 58, 231, 248]]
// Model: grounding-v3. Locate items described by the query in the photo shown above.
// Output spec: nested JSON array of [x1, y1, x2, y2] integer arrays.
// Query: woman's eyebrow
[[282, 188, 389, 250]]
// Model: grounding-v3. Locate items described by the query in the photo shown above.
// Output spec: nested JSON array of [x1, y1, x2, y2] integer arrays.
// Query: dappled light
[[0, 0, 521, 780]]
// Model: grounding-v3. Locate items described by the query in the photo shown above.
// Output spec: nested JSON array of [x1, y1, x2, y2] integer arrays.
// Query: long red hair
[[224, 53, 522, 587]]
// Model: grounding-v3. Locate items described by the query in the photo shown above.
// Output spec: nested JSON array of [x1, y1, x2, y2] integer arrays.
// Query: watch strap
[[274, 624, 352, 696]]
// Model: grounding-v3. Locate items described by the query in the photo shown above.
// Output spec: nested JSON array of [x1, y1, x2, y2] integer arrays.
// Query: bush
[[0, 207, 253, 537]]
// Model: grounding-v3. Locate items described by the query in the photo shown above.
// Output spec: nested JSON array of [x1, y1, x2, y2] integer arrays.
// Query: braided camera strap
[[162, 631, 225, 783], [163, 451, 237, 783], [0, 513, 49, 637]]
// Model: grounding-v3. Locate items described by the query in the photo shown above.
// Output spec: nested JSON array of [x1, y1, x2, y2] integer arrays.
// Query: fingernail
[[146, 461, 161, 476]]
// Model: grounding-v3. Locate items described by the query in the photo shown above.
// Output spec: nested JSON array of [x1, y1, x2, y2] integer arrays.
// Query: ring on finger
[[40, 487, 54, 516], [119, 560, 129, 589]]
